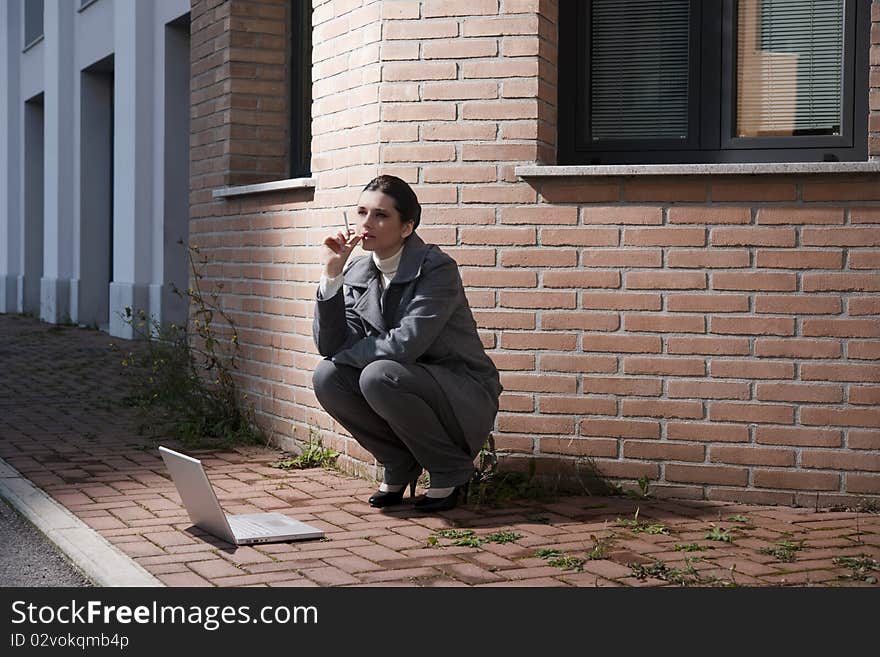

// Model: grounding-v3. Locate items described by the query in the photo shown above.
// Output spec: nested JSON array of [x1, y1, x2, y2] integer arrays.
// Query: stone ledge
[[516, 162, 880, 178], [212, 176, 317, 199]]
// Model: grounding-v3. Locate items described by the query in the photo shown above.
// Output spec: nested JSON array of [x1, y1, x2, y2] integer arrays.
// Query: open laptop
[[158, 446, 325, 546]]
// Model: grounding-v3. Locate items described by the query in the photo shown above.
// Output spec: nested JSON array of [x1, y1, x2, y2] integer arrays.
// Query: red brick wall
[[190, 0, 880, 506]]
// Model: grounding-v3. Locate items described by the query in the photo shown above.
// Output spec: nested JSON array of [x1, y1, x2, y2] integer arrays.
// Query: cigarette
[[342, 211, 350, 234]]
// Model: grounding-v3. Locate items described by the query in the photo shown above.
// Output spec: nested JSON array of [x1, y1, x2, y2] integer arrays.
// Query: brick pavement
[[1, 314, 878, 587]]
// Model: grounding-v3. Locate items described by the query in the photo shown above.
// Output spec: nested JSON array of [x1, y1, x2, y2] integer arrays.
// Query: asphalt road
[[0, 496, 92, 587]]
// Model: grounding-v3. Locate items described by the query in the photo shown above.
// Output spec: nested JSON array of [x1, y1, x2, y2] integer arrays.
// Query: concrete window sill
[[212, 176, 316, 199], [516, 162, 880, 178]]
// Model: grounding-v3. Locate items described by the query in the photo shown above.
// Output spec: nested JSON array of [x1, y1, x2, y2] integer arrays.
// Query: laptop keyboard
[[228, 517, 271, 538]]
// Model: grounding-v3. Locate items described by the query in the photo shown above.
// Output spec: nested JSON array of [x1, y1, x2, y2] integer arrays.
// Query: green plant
[[484, 531, 523, 544], [114, 241, 265, 449], [587, 534, 615, 560], [704, 524, 733, 543], [759, 539, 804, 563], [429, 528, 522, 548], [727, 515, 748, 523], [624, 475, 653, 500], [673, 543, 708, 552], [833, 555, 879, 583], [272, 429, 338, 470], [546, 554, 585, 572], [616, 508, 669, 535], [535, 549, 563, 559]]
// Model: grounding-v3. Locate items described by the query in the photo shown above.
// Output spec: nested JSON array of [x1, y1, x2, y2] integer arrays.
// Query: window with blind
[[558, 0, 870, 164]]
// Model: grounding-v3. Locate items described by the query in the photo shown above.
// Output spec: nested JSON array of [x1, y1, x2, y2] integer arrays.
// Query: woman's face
[[355, 190, 413, 259]]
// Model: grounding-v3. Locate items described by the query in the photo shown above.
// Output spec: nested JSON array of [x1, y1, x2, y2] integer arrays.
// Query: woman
[[312, 175, 503, 511]]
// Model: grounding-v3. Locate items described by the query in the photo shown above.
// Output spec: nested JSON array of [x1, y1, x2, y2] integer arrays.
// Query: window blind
[[590, 0, 691, 141], [736, 0, 844, 137]]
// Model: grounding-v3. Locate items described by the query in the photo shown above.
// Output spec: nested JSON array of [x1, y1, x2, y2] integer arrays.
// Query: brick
[[464, 143, 538, 162], [500, 248, 578, 267], [666, 294, 750, 313], [472, 311, 535, 329], [845, 473, 880, 494], [710, 446, 795, 467], [669, 207, 751, 224], [622, 399, 704, 419], [498, 413, 575, 435], [851, 207, 880, 223], [540, 313, 620, 331], [850, 386, 880, 405], [667, 422, 749, 442], [711, 227, 796, 247], [710, 182, 797, 201], [624, 314, 705, 333], [461, 100, 537, 119], [461, 269, 536, 287], [803, 274, 880, 292], [755, 250, 844, 269], [666, 337, 750, 356], [423, 39, 497, 59], [804, 319, 880, 338], [801, 407, 880, 428], [591, 459, 660, 479], [585, 249, 663, 267], [539, 354, 618, 373], [622, 441, 704, 462], [499, 331, 575, 350], [538, 396, 618, 415], [709, 360, 794, 379], [756, 426, 842, 448], [623, 228, 706, 247], [541, 227, 619, 246], [543, 271, 619, 288], [626, 271, 707, 290], [713, 272, 797, 291], [754, 338, 841, 359], [500, 373, 577, 393], [802, 227, 880, 246], [801, 363, 880, 382], [461, 15, 539, 36], [581, 292, 661, 311], [583, 207, 663, 225], [667, 380, 749, 400], [384, 20, 458, 39], [537, 181, 620, 203], [753, 470, 840, 491], [754, 296, 842, 315], [500, 206, 578, 225], [849, 251, 880, 269], [540, 437, 618, 457], [461, 227, 535, 244], [583, 335, 662, 353], [623, 181, 708, 202], [849, 341, 880, 360], [666, 464, 748, 486], [802, 182, 880, 201], [710, 316, 795, 336], [756, 207, 845, 224], [709, 402, 795, 424], [624, 357, 705, 376], [500, 290, 576, 308], [581, 377, 663, 396], [667, 249, 750, 268], [802, 451, 880, 472], [580, 419, 660, 439], [757, 383, 843, 403]]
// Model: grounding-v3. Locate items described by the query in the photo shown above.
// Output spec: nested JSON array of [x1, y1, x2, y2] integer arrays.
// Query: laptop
[[158, 446, 325, 546]]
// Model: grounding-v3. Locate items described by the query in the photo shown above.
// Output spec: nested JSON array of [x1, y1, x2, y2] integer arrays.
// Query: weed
[[629, 561, 688, 585], [587, 534, 615, 560], [828, 498, 880, 514], [114, 241, 265, 450], [704, 524, 733, 543], [673, 543, 708, 552], [833, 555, 879, 583], [759, 539, 804, 563], [616, 508, 669, 535], [727, 515, 749, 523], [484, 531, 523, 544], [547, 555, 585, 572], [271, 428, 338, 470], [535, 549, 562, 559], [624, 475, 653, 500]]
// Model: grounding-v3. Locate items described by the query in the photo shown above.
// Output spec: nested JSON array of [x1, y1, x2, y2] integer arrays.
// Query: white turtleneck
[[318, 243, 405, 304]]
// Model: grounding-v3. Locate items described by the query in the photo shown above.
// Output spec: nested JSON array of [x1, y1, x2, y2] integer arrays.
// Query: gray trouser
[[312, 358, 474, 488]]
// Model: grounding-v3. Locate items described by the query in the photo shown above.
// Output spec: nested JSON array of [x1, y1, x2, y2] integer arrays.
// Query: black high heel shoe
[[413, 482, 469, 512], [368, 480, 417, 508]]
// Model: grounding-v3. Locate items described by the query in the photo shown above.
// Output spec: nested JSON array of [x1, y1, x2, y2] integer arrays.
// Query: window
[[558, 0, 871, 164], [290, 0, 312, 178], [24, 0, 44, 49]]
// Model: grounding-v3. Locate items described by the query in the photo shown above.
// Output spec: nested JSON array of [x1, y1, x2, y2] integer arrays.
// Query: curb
[[0, 457, 164, 587]]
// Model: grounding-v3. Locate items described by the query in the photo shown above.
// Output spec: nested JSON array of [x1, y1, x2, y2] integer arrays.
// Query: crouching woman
[[311, 175, 502, 511]]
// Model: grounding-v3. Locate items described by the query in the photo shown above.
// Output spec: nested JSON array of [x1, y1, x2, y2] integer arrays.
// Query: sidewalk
[[1, 314, 877, 587]]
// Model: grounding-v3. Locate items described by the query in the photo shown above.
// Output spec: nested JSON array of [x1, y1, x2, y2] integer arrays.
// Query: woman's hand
[[320, 228, 363, 278]]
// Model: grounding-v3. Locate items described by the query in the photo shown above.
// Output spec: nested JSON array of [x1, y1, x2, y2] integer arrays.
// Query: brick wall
[[190, 0, 880, 506]]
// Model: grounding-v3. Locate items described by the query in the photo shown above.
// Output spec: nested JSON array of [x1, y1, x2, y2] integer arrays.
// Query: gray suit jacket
[[313, 232, 502, 457]]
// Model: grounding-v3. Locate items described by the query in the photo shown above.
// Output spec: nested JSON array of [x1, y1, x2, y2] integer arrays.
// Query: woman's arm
[[312, 263, 367, 357], [330, 254, 460, 368]]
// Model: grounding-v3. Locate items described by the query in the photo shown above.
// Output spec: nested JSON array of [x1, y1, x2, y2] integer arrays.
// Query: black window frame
[[23, 0, 44, 50], [558, 0, 871, 165], [289, 0, 312, 178]]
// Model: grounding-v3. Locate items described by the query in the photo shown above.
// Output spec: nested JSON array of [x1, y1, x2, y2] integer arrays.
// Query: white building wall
[[0, 0, 190, 338]]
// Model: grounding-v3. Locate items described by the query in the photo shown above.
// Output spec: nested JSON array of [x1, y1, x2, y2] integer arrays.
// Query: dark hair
[[362, 175, 421, 233]]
